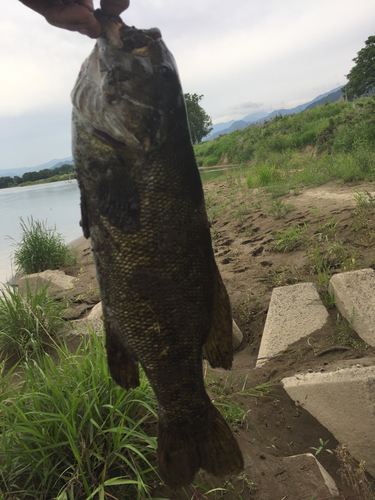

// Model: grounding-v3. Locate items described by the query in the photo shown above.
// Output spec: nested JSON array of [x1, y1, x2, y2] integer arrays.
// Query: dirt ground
[[64, 179, 375, 499]]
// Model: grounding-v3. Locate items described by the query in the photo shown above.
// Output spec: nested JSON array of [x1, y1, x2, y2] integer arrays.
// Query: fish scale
[[71, 9, 243, 490]]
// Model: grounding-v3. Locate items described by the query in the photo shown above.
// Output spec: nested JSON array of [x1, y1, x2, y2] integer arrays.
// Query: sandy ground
[[61, 179, 375, 499]]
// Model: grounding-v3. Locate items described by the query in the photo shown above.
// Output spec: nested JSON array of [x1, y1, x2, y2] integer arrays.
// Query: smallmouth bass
[[71, 9, 243, 490]]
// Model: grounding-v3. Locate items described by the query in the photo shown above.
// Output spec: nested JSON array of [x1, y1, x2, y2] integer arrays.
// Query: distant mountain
[[264, 86, 344, 120], [304, 87, 344, 111], [49, 158, 74, 170], [209, 120, 235, 136], [242, 111, 269, 123], [209, 120, 250, 140], [205, 112, 268, 141], [205, 86, 344, 141], [0, 156, 73, 178]]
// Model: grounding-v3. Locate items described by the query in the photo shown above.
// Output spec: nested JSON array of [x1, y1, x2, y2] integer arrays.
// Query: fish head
[[71, 10, 189, 152]]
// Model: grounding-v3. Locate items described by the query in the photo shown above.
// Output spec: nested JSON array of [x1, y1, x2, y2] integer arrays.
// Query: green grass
[[0, 331, 273, 500], [205, 371, 274, 428], [266, 199, 295, 220], [332, 317, 369, 350], [0, 278, 274, 500], [194, 96, 375, 190], [0, 332, 162, 500], [273, 224, 308, 252], [354, 190, 375, 209], [0, 281, 66, 360], [11, 217, 77, 275]]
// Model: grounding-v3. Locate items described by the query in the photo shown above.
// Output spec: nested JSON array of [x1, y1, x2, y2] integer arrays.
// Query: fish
[[71, 9, 244, 490]]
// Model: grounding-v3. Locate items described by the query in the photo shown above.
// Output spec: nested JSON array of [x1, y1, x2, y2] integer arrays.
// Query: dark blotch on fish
[[71, 9, 243, 490]]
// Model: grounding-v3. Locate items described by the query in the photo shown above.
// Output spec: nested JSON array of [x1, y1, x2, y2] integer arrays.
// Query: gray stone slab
[[282, 364, 375, 476], [18, 269, 76, 298], [257, 282, 329, 366], [232, 319, 243, 349], [282, 453, 339, 497], [329, 268, 375, 347]]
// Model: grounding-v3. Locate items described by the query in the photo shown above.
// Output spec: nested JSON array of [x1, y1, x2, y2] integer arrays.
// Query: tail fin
[[157, 403, 244, 490]]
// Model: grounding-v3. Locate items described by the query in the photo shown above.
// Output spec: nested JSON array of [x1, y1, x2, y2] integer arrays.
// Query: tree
[[0, 176, 14, 189], [342, 35, 375, 100], [184, 93, 213, 144]]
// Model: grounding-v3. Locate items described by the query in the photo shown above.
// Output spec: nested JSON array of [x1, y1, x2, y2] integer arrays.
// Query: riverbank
[[15, 173, 74, 187], [52, 175, 375, 498]]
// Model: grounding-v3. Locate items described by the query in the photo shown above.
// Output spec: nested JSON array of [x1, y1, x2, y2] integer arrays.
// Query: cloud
[[230, 101, 264, 111], [2, 0, 375, 169], [0, 106, 71, 170]]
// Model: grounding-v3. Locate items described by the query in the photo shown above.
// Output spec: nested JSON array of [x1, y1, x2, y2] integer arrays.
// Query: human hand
[[19, 0, 130, 38]]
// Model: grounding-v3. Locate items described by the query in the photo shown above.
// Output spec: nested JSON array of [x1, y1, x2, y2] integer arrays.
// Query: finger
[[19, 0, 53, 17], [74, 0, 95, 13], [100, 0, 130, 16], [54, 0, 95, 12], [20, 1, 101, 37], [45, 4, 102, 38]]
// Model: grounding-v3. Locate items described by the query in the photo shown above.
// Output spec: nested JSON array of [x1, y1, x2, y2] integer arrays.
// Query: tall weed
[[0, 281, 65, 360], [11, 217, 77, 275], [0, 333, 161, 500]]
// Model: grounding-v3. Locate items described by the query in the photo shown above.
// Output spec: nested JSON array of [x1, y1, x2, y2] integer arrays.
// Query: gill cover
[[71, 11, 182, 151]]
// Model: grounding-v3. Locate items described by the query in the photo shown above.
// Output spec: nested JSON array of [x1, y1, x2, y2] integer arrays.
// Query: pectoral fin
[[202, 265, 233, 370], [97, 161, 139, 233]]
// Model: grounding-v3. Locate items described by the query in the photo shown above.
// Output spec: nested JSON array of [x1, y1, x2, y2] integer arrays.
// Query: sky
[[1, 0, 375, 171]]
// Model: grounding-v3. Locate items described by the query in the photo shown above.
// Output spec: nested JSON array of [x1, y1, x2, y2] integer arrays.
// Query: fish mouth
[[94, 9, 162, 55]]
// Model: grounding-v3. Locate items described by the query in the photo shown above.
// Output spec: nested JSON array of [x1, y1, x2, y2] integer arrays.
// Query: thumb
[[100, 0, 130, 16]]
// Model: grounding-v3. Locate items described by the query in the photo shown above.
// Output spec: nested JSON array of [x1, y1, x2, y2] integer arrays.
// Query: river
[[0, 180, 82, 284], [0, 167, 236, 284]]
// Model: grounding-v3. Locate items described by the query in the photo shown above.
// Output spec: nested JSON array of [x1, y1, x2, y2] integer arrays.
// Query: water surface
[[0, 180, 82, 284], [0, 166, 244, 283]]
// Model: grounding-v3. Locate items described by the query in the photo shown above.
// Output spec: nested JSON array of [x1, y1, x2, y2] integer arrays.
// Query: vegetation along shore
[[0, 163, 74, 189]]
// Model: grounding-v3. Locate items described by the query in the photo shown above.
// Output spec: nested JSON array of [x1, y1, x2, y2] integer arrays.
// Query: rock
[[329, 268, 375, 347], [18, 269, 76, 298], [89, 301, 103, 320], [282, 363, 375, 477], [257, 283, 329, 366], [232, 319, 243, 349], [281, 454, 339, 498]]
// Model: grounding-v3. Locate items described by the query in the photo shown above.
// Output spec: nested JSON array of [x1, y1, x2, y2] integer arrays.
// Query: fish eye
[[160, 63, 174, 80]]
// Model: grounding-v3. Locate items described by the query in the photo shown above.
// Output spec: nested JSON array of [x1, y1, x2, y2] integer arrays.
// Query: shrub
[[257, 164, 274, 186], [12, 217, 77, 275]]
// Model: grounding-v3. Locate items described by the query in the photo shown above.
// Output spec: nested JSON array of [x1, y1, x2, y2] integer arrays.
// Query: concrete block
[[88, 301, 103, 320], [232, 319, 243, 349], [257, 283, 329, 366], [18, 269, 76, 298], [282, 453, 339, 497], [329, 268, 375, 347], [282, 365, 375, 476]]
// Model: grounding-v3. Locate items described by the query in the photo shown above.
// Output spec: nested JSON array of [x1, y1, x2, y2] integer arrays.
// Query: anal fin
[[203, 265, 233, 369], [104, 317, 139, 390]]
